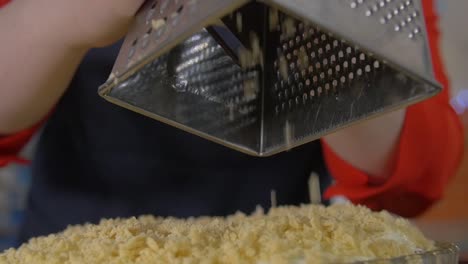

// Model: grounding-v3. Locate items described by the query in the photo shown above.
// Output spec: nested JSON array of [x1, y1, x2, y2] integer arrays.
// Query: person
[[0, 0, 463, 245]]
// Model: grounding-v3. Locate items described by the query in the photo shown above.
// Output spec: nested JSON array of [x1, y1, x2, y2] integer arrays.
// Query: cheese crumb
[[151, 19, 166, 30], [0, 204, 434, 264]]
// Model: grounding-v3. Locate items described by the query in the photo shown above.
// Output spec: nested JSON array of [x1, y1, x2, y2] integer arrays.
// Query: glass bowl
[[355, 242, 460, 264]]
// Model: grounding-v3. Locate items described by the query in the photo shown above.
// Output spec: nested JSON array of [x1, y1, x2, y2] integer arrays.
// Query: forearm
[[323, 109, 406, 180], [0, 1, 87, 134]]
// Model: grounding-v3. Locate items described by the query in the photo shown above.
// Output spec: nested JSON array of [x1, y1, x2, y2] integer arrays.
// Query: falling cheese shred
[[0, 204, 434, 264]]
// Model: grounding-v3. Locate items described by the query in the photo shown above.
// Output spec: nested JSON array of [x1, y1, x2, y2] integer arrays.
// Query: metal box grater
[[98, 0, 441, 156]]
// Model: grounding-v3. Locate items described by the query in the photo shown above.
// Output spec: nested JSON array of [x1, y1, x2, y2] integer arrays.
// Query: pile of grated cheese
[[0, 203, 434, 264]]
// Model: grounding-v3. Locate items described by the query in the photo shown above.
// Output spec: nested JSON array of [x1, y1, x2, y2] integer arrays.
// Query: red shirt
[[0, 0, 463, 217]]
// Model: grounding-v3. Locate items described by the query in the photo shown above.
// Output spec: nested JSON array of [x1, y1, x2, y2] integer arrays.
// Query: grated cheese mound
[[0, 204, 434, 264]]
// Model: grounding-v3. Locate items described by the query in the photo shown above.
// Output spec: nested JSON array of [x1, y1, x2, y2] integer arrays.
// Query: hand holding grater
[[98, 0, 440, 157]]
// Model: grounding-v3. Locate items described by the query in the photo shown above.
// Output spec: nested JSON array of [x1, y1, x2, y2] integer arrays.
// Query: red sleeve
[[322, 0, 464, 218], [0, 0, 9, 7], [0, 124, 43, 167]]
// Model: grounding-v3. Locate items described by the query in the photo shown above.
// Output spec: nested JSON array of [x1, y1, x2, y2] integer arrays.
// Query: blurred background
[[0, 0, 467, 257]]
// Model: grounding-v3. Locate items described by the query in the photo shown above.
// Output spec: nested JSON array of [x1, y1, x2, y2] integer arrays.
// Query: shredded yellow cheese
[[0, 204, 434, 264]]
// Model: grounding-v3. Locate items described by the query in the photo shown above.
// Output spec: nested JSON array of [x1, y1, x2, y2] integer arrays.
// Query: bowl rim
[[351, 242, 460, 264]]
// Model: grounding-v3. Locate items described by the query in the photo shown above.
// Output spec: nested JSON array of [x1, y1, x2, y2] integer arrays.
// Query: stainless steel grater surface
[[98, 0, 441, 156]]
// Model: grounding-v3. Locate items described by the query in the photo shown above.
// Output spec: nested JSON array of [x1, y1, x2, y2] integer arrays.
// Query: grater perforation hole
[[332, 79, 338, 88], [340, 76, 346, 84], [293, 49, 299, 57], [343, 61, 349, 69], [365, 65, 372, 72], [298, 82, 304, 91], [176, 5, 184, 14], [338, 50, 344, 59], [357, 68, 363, 76], [333, 40, 339, 48], [289, 62, 296, 71], [373, 61, 380, 69], [335, 64, 341, 73], [317, 86, 323, 96], [359, 53, 366, 61], [379, 17, 387, 24], [320, 34, 327, 42], [346, 47, 352, 55], [323, 58, 329, 67], [294, 72, 300, 81], [296, 36, 302, 44], [315, 62, 321, 70]]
